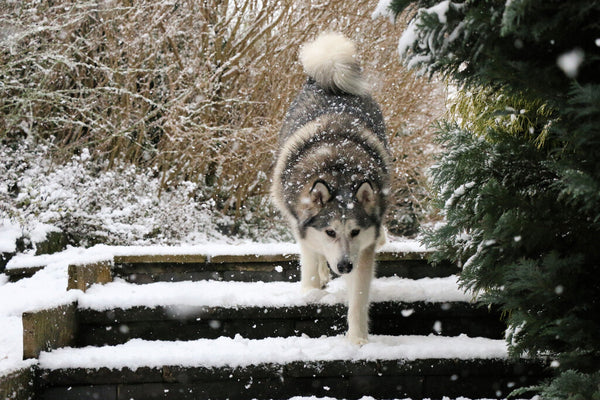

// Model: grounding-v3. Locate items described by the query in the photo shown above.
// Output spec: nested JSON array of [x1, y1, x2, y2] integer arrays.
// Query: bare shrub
[[1, 0, 444, 239]]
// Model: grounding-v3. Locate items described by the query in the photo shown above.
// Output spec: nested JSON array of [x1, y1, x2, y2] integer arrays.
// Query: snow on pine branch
[[371, 0, 395, 22], [444, 181, 476, 210], [377, 0, 465, 74]]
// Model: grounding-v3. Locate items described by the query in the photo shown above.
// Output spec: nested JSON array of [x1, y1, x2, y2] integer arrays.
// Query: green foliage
[[448, 86, 557, 147], [390, 0, 600, 397], [514, 370, 600, 400], [393, 0, 600, 103]]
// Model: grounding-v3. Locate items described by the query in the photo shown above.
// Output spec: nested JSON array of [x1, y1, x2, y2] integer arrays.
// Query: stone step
[[37, 335, 548, 400], [5, 243, 453, 283], [73, 275, 501, 345], [112, 251, 459, 283], [77, 301, 505, 346], [0, 367, 38, 400]]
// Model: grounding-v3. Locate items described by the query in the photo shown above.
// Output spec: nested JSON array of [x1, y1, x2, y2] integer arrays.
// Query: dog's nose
[[337, 260, 353, 274]]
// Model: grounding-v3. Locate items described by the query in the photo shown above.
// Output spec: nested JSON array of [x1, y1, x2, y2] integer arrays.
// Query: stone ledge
[[114, 254, 207, 264], [4, 266, 45, 282], [67, 261, 113, 292], [76, 302, 505, 345], [112, 256, 457, 283], [0, 366, 38, 400], [77, 301, 496, 323], [113, 251, 431, 265], [22, 303, 78, 359], [38, 358, 548, 400]]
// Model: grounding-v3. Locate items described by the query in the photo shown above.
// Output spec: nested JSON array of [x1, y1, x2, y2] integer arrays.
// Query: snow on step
[[5, 238, 426, 271], [78, 275, 473, 311], [39, 334, 507, 371]]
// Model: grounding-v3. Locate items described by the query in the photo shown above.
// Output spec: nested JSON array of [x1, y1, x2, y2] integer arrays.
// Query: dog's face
[[298, 180, 381, 275]]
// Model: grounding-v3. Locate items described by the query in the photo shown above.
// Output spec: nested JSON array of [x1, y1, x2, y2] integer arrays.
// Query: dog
[[271, 32, 391, 345]]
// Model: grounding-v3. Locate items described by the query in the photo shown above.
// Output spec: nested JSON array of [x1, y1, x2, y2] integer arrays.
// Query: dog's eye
[[325, 229, 336, 238], [350, 229, 360, 238]]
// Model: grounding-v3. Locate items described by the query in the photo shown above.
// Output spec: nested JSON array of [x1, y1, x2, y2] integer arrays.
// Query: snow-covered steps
[[4, 241, 448, 283], [4, 248, 457, 283], [78, 301, 504, 345], [37, 335, 547, 400], [79, 275, 474, 309], [13, 244, 549, 399], [75, 276, 504, 345], [112, 250, 458, 284]]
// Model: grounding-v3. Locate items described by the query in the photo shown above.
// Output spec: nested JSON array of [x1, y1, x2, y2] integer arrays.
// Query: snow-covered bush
[[0, 139, 291, 247]]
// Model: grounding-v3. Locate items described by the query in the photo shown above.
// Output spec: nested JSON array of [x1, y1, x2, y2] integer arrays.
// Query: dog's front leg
[[299, 243, 323, 292], [346, 244, 375, 345]]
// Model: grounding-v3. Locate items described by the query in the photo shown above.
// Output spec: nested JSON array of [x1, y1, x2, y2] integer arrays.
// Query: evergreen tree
[[383, 0, 600, 398]]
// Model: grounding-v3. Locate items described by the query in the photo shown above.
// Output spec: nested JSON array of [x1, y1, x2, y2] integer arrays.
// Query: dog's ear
[[356, 181, 376, 213], [310, 181, 331, 206], [298, 181, 331, 223]]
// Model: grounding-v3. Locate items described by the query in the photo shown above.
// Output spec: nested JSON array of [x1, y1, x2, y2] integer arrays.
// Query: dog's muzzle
[[327, 260, 354, 275], [337, 259, 353, 274]]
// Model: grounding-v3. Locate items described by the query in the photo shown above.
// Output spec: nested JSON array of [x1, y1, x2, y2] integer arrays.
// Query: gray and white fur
[[271, 32, 391, 345]]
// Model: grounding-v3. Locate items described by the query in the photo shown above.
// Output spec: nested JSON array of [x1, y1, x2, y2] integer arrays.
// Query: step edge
[[38, 356, 547, 380], [113, 251, 434, 265], [77, 301, 494, 323]]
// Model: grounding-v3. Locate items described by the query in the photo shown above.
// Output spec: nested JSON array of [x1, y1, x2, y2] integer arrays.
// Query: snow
[[398, 1, 455, 58], [5, 245, 115, 271], [1, 143, 243, 248], [0, 240, 502, 400], [29, 223, 61, 244], [38, 334, 507, 371], [445, 182, 476, 209], [0, 257, 78, 376], [382, 236, 430, 253], [78, 275, 472, 311], [397, 20, 418, 58], [0, 263, 78, 318], [0, 316, 36, 377], [0, 240, 434, 377], [427, 0, 452, 24], [6, 237, 429, 271], [0, 219, 22, 253], [396, 1, 466, 74], [371, 0, 395, 22], [557, 48, 585, 78]]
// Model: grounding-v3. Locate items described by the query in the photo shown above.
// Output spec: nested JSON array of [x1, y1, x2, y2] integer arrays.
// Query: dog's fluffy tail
[[299, 32, 368, 96]]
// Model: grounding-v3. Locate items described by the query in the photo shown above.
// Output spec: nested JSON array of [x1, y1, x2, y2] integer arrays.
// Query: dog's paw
[[347, 333, 369, 346], [301, 287, 326, 303]]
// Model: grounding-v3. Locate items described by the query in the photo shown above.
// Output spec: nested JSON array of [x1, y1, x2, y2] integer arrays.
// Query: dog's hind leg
[[346, 244, 376, 345]]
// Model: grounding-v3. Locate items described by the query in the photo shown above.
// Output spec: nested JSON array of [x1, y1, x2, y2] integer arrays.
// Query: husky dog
[[271, 32, 391, 345]]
